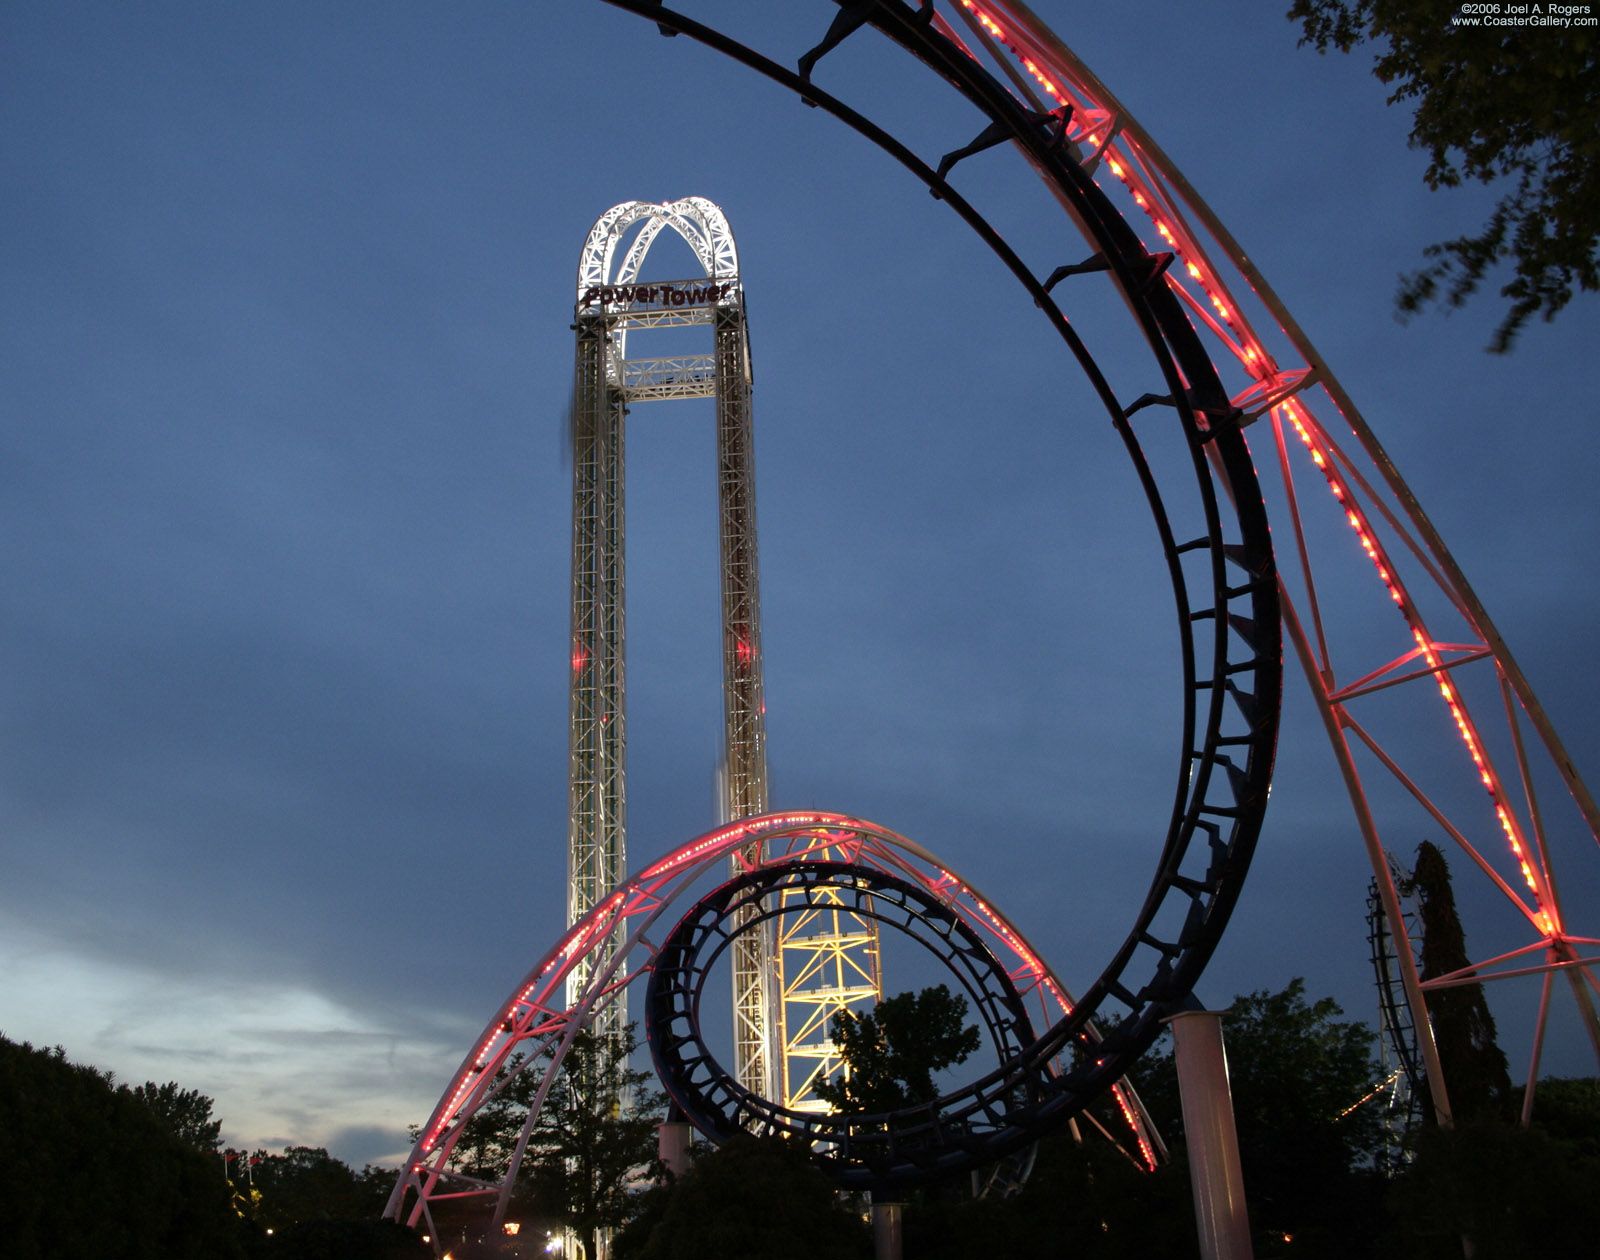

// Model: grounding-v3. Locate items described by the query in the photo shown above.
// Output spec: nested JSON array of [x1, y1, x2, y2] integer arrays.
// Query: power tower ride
[[566, 198, 882, 1103]]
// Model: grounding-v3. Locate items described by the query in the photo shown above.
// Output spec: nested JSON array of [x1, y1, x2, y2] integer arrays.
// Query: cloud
[[0, 919, 463, 1167], [325, 1124, 416, 1169]]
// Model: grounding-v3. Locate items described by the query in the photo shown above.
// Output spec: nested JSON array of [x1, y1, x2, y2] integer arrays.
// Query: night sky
[[3, 2, 1596, 1167]]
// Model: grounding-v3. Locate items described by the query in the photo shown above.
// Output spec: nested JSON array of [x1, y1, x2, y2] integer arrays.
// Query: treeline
[[609, 978, 1600, 1260], [0, 1034, 425, 1260], [5, 970, 1598, 1258]]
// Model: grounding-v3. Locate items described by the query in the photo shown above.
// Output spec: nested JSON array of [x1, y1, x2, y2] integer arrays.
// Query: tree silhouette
[[1290, 1, 1599, 350], [0, 1035, 245, 1260], [129, 1081, 222, 1155], [813, 984, 980, 1115], [439, 1023, 665, 1257], [1135, 980, 1385, 1257], [615, 1136, 868, 1260], [1403, 839, 1512, 1120]]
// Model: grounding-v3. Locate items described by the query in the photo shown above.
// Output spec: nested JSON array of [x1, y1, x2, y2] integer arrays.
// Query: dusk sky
[[4, 2, 1597, 1169]]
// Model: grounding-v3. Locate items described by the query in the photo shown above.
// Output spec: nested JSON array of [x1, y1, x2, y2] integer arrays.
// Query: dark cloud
[[324, 1125, 415, 1169]]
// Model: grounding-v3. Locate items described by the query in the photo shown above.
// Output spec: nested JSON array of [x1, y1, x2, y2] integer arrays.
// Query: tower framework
[[566, 199, 883, 1103]]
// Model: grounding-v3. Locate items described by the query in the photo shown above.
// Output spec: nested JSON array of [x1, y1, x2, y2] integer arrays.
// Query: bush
[[260, 1218, 430, 1260], [1388, 1118, 1600, 1260], [614, 1136, 868, 1260], [0, 1034, 246, 1260]]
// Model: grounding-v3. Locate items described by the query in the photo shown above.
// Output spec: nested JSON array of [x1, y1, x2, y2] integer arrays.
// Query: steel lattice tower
[[565, 199, 882, 1103], [567, 304, 629, 1047]]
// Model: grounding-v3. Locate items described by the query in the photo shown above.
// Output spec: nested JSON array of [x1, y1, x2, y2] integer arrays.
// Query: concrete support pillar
[[1169, 1008, 1253, 1260], [871, 1200, 903, 1260], [657, 1118, 692, 1180]]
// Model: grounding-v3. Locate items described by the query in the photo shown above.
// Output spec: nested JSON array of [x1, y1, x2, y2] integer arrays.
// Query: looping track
[[386, 815, 1166, 1226], [647, 861, 1048, 1190], [393, 0, 1289, 1229], [605, 0, 1282, 1132], [611, 0, 1600, 1115]]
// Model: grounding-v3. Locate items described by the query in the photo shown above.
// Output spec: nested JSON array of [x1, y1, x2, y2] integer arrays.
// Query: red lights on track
[[405, 814, 1162, 1186], [962, 0, 1008, 44], [956, 0, 1559, 934]]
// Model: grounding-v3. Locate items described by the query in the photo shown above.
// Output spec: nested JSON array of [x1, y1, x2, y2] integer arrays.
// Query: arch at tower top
[[576, 197, 740, 300]]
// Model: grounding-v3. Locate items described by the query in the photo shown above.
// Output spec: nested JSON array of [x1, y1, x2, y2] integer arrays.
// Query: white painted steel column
[[871, 1201, 904, 1260], [657, 1117, 692, 1180], [1169, 1009, 1253, 1260]]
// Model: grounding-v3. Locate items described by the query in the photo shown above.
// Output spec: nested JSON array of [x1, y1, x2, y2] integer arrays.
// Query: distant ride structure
[[1367, 862, 1425, 1164]]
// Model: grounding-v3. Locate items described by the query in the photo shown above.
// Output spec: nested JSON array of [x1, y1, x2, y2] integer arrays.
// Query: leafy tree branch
[[1290, 1, 1599, 349]]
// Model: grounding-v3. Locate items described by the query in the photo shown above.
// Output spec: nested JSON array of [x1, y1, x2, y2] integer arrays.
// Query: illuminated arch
[[385, 814, 1162, 1231]]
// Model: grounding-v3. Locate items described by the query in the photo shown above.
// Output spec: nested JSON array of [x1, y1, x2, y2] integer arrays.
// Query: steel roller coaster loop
[[1366, 863, 1425, 1158], [386, 815, 1162, 1232], [646, 861, 1048, 1190], [395, 0, 1288, 1229], [597, 0, 1282, 1154], [927, 1, 1600, 1110], [610, 0, 1600, 1118]]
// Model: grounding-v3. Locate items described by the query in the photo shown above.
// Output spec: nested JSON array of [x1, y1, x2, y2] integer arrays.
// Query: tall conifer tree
[[1404, 840, 1512, 1120]]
